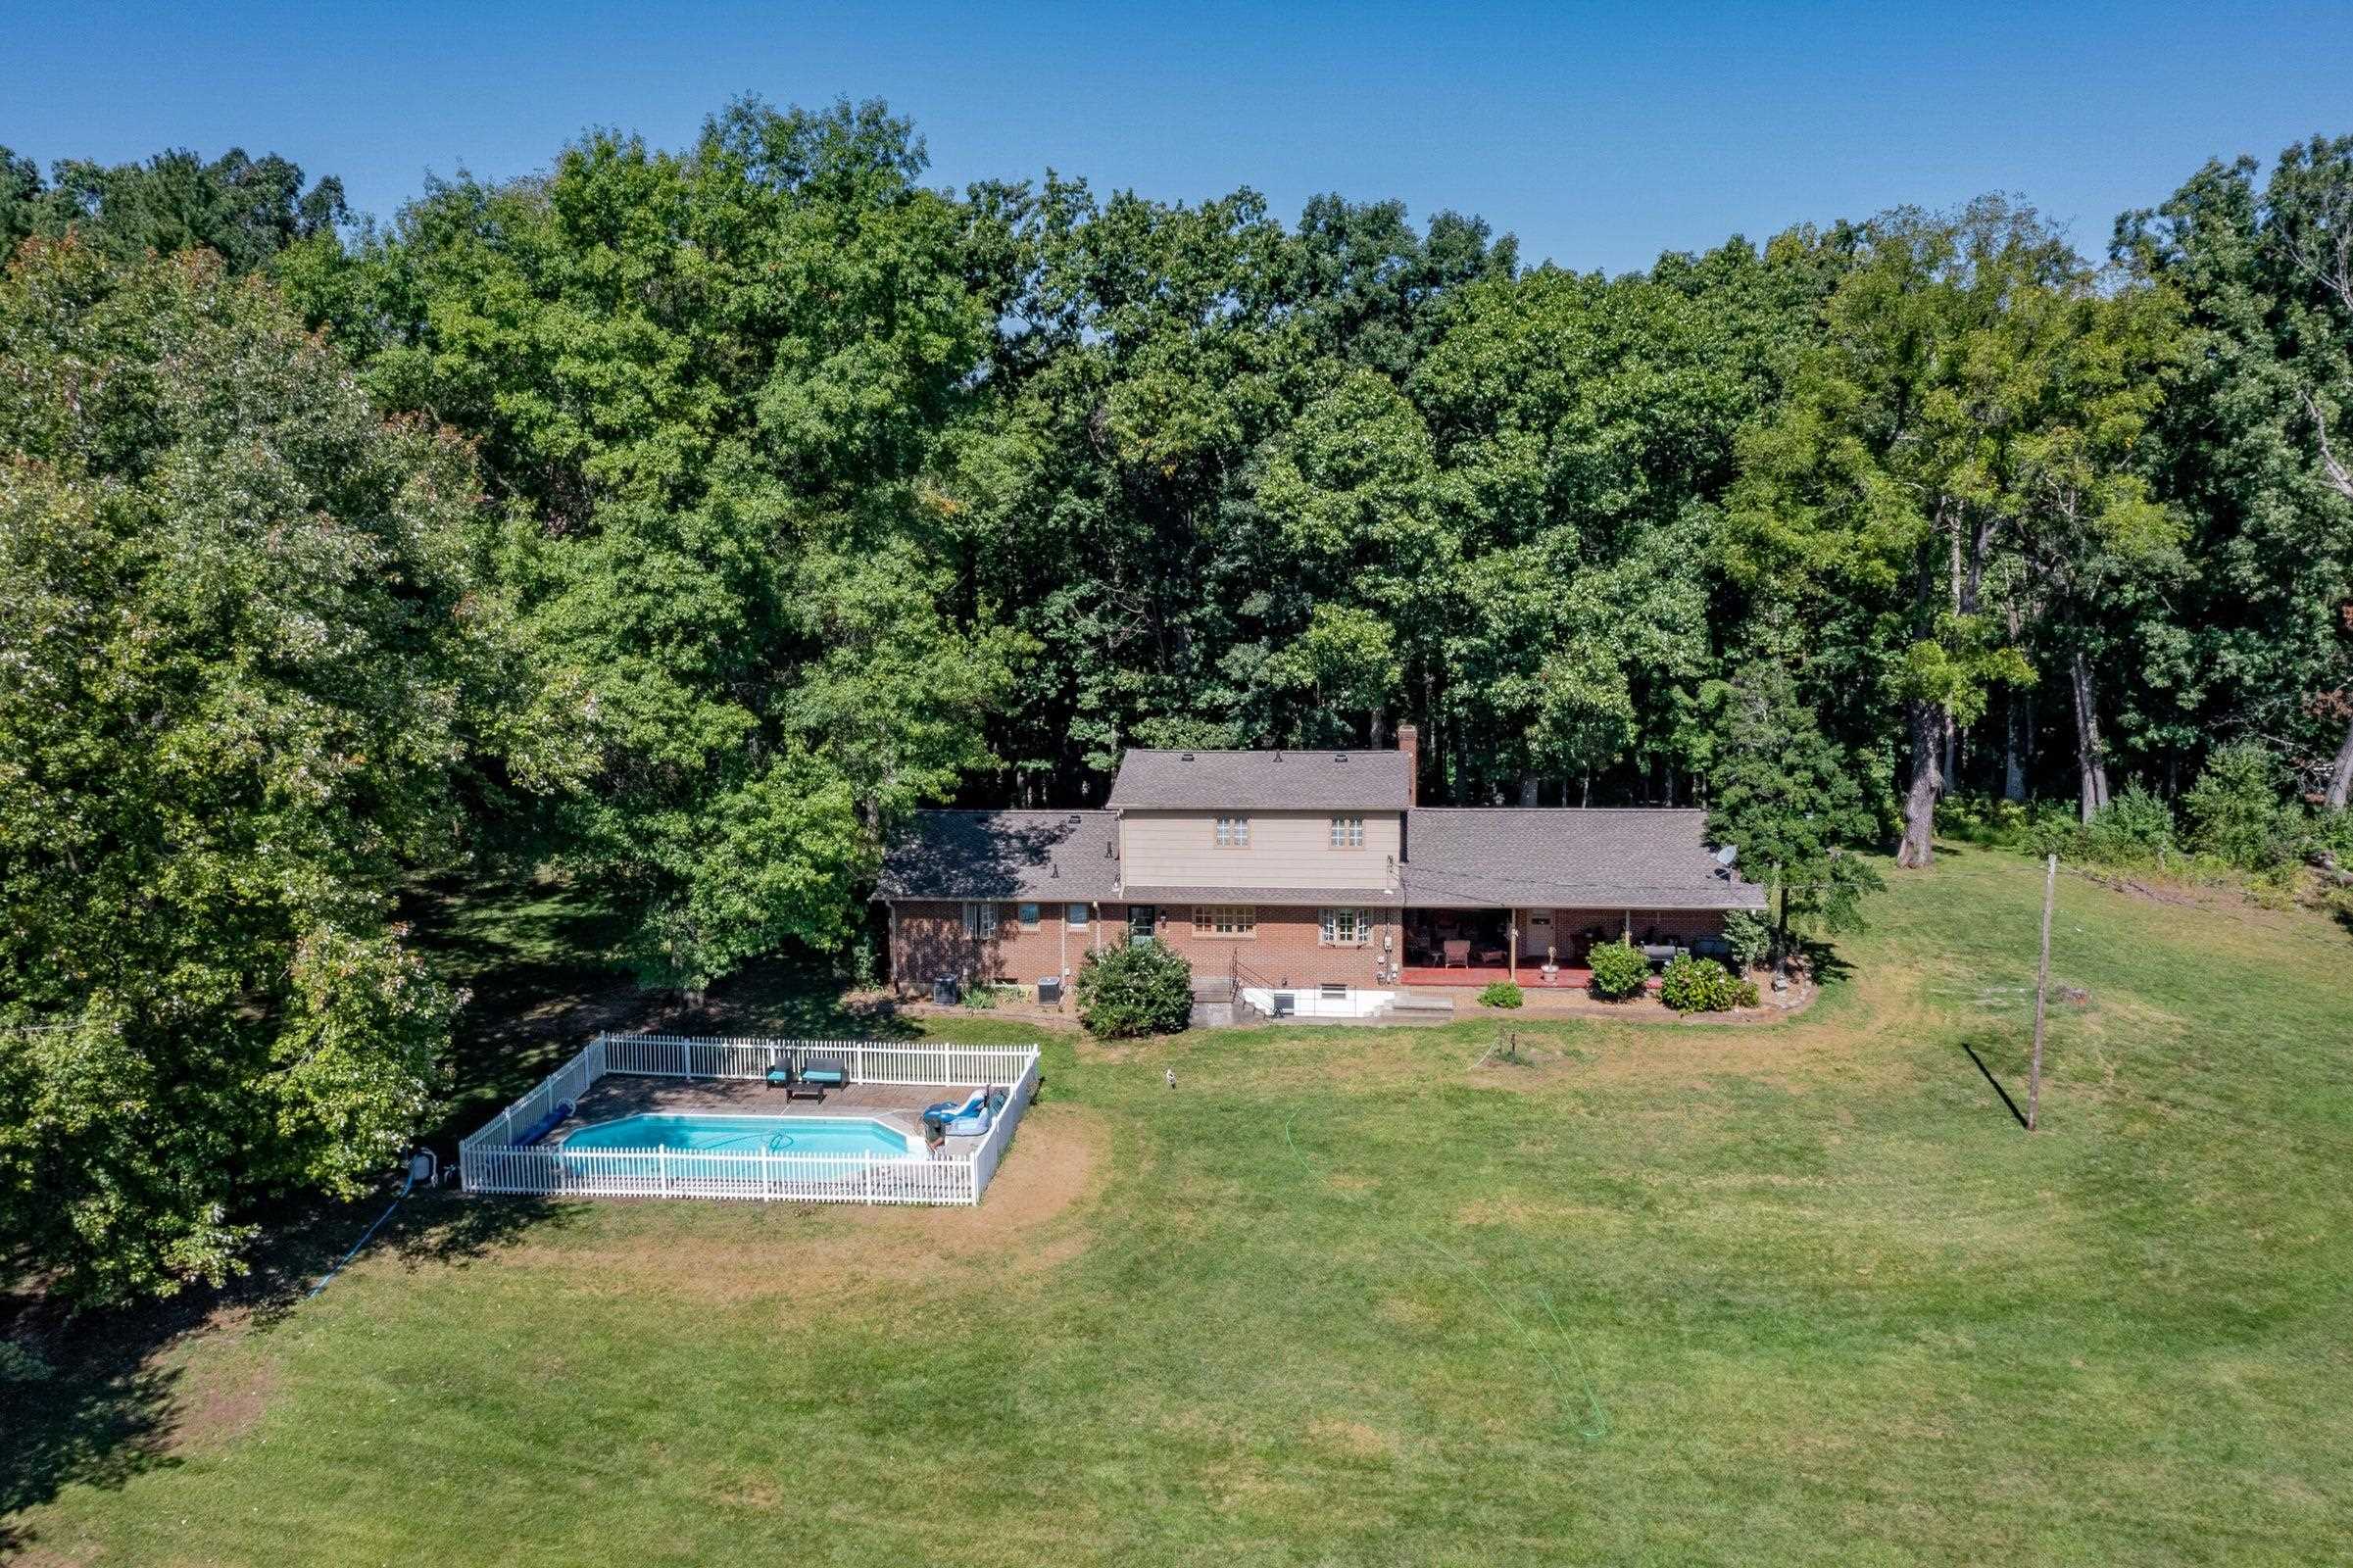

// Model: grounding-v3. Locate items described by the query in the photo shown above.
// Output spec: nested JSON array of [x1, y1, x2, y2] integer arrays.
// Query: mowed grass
[[10, 846, 2353, 1565]]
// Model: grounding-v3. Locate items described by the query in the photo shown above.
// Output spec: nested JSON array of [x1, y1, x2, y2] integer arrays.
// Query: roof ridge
[[1406, 806, 1708, 814]]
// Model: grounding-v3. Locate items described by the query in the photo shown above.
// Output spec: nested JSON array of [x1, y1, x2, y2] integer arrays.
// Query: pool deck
[[550, 1073, 989, 1156]]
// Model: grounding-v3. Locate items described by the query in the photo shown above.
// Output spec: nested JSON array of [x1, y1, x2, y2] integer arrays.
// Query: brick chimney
[[1397, 723, 1419, 807]]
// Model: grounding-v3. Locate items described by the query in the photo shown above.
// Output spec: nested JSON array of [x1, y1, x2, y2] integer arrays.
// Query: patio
[[1397, 963, 1608, 990], [551, 1072, 993, 1157]]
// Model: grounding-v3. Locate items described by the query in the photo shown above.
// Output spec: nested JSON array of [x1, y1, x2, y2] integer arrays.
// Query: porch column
[[1508, 907, 1518, 982], [1623, 908, 1632, 940]]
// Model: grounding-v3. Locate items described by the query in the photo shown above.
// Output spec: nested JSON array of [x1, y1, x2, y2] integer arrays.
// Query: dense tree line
[[4, 103, 2350, 1301]]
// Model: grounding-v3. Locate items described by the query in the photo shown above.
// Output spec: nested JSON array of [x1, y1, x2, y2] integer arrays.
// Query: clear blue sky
[[8, 1, 2351, 273]]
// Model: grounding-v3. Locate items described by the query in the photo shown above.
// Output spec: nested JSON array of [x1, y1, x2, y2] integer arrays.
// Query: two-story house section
[[876, 724, 1765, 1019]]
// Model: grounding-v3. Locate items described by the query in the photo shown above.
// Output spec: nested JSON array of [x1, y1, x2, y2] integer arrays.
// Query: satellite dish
[[1714, 844, 1740, 867]]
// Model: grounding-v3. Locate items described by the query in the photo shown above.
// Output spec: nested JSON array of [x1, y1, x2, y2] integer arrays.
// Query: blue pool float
[[516, 1100, 576, 1147]]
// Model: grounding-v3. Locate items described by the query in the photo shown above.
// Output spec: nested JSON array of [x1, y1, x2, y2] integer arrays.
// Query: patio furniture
[[1476, 945, 1508, 966], [784, 1073, 826, 1102], [1442, 939, 1472, 968], [922, 1086, 1004, 1138], [800, 1052, 851, 1090], [764, 1064, 792, 1088], [1639, 943, 1682, 966]]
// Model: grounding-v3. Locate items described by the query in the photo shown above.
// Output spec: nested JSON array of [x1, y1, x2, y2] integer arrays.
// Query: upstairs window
[[1214, 815, 1250, 847], [1319, 906, 1367, 946], [1194, 905, 1257, 938], [1329, 815, 1365, 848]]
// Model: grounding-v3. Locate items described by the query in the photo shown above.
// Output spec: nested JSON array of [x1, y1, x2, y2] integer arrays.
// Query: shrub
[[1660, 954, 1741, 1013], [1721, 908, 1772, 969], [1936, 792, 2033, 845], [1733, 978, 1761, 1008], [1586, 940, 1649, 1001], [2085, 785, 2177, 863], [1477, 981, 1524, 1008], [1074, 940, 1194, 1038], [2184, 743, 2298, 869], [2311, 806, 2353, 865], [2021, 801, 2087, 862]]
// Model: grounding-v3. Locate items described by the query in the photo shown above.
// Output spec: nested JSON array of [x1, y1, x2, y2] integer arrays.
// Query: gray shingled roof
[[1118, 886, 1405, 907], [1108, 748, 1411, 810], [876, 810, 1120, 901], [1400, 808, 1765, 910]]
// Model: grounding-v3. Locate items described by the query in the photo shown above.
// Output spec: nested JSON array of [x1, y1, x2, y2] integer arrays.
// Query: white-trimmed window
[[1329, 815, 1365, 848], [1193, 905, 1257, 938], [1214, 814, 1250, 847], [1067, 903, 1089, 930], [1016, 902, 1040, 930], [961, 902, 999, 938], [1319, 906, 1367, 946]]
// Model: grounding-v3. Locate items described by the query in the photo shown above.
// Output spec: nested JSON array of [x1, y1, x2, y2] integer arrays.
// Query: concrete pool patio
[[460, 1034, 1042, 1206], [550, 1072, 996, 1159]]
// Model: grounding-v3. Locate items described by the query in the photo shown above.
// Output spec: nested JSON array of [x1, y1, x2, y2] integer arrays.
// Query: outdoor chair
[[788, 1052, 851, 1102], [1442, 939, 1472, 968]]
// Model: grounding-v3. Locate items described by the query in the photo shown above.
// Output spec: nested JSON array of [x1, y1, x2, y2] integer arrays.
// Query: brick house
[[876, 726, 1765, 1018]]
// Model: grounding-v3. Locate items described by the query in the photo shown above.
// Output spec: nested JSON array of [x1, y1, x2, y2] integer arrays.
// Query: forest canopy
[[4, 102, 2352, 1301]]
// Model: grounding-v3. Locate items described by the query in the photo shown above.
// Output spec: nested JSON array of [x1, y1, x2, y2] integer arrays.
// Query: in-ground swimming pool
[[562, 1113, 915, 1158]]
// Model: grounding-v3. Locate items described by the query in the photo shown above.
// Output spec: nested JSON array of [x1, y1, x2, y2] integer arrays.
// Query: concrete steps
[[1379, 990, 1456, 1023]]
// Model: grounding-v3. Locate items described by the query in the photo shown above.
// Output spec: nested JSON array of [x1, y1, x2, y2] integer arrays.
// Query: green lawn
[[10, 846, 2353, 1565]]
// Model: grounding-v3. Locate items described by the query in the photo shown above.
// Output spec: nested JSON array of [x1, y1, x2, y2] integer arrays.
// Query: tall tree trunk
[[1942, 715, 1959, 797], [2069, 650, 2111, 822], [1664, 767, 1677, 808], [1368, 709, 1389, 750], [1519, 771, 1539, 808], [1897, 699, 1941, 868], [2327, 711, 2353, 812], [1581, 774, 1593, 808]]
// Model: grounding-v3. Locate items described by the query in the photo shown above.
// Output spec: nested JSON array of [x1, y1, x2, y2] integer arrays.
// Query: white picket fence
[[459, 1033, 1041, 1208]]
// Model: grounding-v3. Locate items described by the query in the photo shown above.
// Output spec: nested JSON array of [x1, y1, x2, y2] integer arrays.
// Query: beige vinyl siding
[[1120, 809, 1399, 889]]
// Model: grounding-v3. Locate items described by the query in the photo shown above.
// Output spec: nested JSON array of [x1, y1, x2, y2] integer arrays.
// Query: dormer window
[[1330, 815, 1365, 848], [1214, 815, 1250, 848]]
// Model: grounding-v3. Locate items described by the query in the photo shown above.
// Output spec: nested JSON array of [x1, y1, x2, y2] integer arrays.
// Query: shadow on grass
[[0, 1195, 349, 1552], [381, 1190, 564, 1272], [1962, 1040, 2032, 1130], [0, 1180, 572, 1552], [1794, 935, 1856, 990], [0, 1335, 180, 1554]]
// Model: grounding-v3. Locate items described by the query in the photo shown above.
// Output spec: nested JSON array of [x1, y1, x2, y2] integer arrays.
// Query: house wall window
[[1016, 902, 1040, 930], [1067, 903, 1089, 929], [1193, 905, 1257, 938], [961, 902, 999, 938], [1214, 815, 1250, 847], [1329, 815, 1364, 848], [1319, 906, 1367, 946]]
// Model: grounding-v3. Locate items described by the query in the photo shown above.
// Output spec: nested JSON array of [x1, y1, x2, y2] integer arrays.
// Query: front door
[[1524, 908, 1553, 961], [1129, 905, 1157, 946]]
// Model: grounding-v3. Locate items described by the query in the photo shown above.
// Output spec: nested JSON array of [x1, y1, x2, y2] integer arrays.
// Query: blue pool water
[[563, 1113, 914, 1158]]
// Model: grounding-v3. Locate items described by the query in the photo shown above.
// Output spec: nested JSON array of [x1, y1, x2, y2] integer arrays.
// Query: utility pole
[[2028, 853, 2055, 1131]]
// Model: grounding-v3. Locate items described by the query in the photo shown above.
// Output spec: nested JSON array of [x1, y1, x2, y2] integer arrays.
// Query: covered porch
[[1398, 905, 1729, 987]]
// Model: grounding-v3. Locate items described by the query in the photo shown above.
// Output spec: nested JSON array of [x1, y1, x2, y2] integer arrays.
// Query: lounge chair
[[1442, 939, 1472, 969], [922, 1087, 1001, 1138]]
